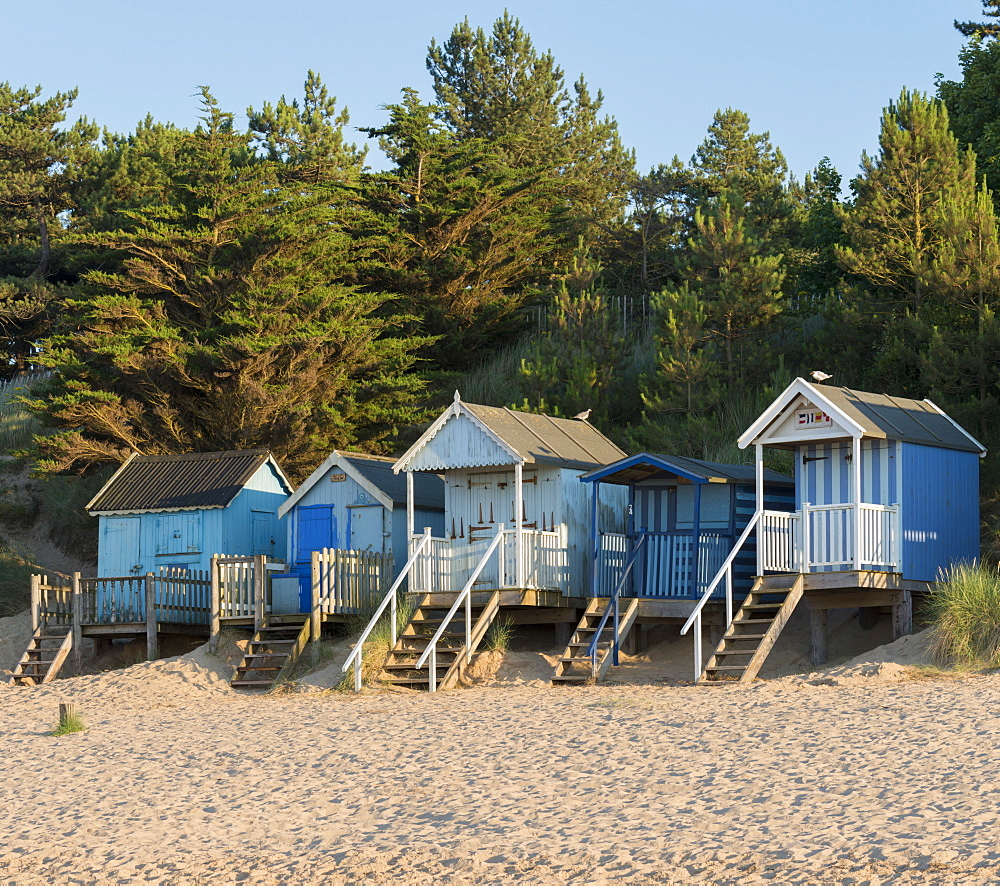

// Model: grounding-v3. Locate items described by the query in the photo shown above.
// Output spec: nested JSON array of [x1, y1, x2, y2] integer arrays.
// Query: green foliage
[[31, 89, 425, 480], [954, 2, 1000, 38], [484, 616, 515, 654], [49, 708, 86, 736], [338, 593, 415, 690], [0, 539, 33, 616], [836, 90, 976, 315], [0, 374, 43, 452], [36, 472, 103, 563], [926, 563, 1000, 669], [517, 244, 637, 422]]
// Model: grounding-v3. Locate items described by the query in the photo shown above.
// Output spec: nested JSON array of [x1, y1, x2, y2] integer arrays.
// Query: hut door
[[297, 505, 336, 564], [105, 516, 142, 575], [251, 510, 276, 556], [349, 505, 384, 553]]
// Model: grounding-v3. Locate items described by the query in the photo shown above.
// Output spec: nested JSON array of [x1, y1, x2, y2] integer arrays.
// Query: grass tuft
[[484, 616, 515, 654], [925, 563, 1000, 669], [49, 709, 86, 736]]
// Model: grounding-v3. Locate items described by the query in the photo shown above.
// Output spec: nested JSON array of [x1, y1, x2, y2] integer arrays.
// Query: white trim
[[392, 393, 524, 473], [738, 378, 866, 449], [278, 450, 392, 518], [923, 398, 988, 457]]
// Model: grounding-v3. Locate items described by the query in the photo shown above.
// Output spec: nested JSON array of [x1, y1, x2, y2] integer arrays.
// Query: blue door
[[296, 506, 336, 565], [251, 510, 277, 556]]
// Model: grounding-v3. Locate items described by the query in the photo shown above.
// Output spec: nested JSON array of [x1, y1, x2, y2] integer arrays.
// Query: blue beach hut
[[87, 449, 292, 578]]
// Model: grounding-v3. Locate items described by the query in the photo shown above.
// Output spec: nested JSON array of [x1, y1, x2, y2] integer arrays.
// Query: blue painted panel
[[98, 516, 141, 576], [901, 443, 980, 582], [349, 505, 384, 552], [297, 506, 336, 563]]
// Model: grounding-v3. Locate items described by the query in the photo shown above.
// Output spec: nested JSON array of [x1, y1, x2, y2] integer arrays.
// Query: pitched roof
[[279, 450, 445, 517], [579, 453, 793, 486], [342, 453, 444, 509], [87, 450, 292, 515], [739, 378, 986, 455]]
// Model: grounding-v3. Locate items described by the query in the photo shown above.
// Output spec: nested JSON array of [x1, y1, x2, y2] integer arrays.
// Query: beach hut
[[272, 450, 445, 610], [581, 453, 795, 604], [87, 449, 292, 578], [392, 393, 628, 597], [688, 378, 986, 682]]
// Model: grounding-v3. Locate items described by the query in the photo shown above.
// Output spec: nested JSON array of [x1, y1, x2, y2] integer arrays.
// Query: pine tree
[[31, 90, 423, 478], [0, 83, 98, 373], [955, 1, 1000, 37], [836, 90, 976, 314]]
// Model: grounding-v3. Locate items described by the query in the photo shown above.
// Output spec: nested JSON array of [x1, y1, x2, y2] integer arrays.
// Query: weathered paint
[[95, 461, 289, 579], [405, 411, 515, 472], [900, 442, 980, 582]]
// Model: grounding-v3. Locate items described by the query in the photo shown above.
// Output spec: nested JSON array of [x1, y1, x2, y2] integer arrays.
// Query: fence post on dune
[[30, 574, 40, 634], [145, 573, 158, 661], [209, 555, 220, 654], [71, 572, 82, 675], [311, 551, 321, 642], [253, 554, 266, 631]]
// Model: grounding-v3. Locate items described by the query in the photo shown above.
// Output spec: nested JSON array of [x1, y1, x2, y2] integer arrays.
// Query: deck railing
[[312, 548, 393, 615], [597, 531, 730, 598], [760, 510, 798, 572], [80, 576, 146, 623], [154, 568, 211, 625], [789, 502, 900, 571], [409, 528, 570, 593], [32, 575, 73, 629]]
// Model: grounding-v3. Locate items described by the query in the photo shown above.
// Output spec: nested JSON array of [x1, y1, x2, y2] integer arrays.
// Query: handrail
[[680, 510, 761, 637], [587, 534, 646, 676], [415, 524, 506, 692], [341, 527, 432, 691]]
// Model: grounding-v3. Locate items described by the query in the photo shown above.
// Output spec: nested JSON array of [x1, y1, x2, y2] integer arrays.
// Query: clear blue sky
[[8, 1, 977, 187]]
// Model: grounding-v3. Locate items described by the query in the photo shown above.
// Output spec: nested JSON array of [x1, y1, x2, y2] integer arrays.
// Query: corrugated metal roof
[[820, 386, 984, 453], [342, 453, 444, 510], [461, 403, 626, 470], [88, 450, 288, 514], [580, 453, 793, 486]]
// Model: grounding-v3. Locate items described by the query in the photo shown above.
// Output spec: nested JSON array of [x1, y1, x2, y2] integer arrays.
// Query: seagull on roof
[[573, 409, 592, 421], [810, 371, 832, 383]]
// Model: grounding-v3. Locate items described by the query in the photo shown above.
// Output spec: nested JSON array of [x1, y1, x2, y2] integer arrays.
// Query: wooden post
[[71, 572, 82, 675], [892, 590, 913, 639], [406, 470, 414, 540], [755, 443, 765, 576], [59, 703, 78, 728], [514, 462, 523, 589], [852, 436, 862, 571], [810, 608, 828, 666], [310, 551, 321, 641], [145, 573, 158, 661], [253, 554, 266, 631], [209, 555, 220, 654], [30, 574, 40, 634], [690, 483, 702, 598]]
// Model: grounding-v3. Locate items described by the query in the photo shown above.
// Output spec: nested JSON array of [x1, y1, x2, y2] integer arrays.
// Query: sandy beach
[[1, 626, 1000, 886]]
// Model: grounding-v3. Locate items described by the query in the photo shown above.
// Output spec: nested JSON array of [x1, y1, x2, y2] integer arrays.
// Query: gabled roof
[[87, 450, 293, 515], [579, 453, 793, 486], [739, 378, 987, 455], [394, 393, 627, 473], [278, 450, 445, 518]]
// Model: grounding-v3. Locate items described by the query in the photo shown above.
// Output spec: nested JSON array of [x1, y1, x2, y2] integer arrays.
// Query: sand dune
[[1, 630, 999, 885]]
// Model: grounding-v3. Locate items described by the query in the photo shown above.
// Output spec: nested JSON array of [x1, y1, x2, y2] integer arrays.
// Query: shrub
[[484, 616, 515, 653], [925, 563, 1000, 669]]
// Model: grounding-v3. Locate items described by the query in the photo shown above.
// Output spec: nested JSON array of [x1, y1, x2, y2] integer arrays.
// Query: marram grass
[[925, 563, 1000, 669]]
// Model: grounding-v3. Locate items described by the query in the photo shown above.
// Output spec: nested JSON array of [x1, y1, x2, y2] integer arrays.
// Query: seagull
[[573, 409, 592, 421], [810, 371, 832, 383]]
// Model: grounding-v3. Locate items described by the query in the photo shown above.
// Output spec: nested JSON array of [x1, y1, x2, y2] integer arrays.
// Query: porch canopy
[[580, 453, 792, 598]]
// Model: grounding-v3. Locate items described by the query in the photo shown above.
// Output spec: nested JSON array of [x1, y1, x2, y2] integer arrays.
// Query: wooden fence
[[312, 548, 393, 615]]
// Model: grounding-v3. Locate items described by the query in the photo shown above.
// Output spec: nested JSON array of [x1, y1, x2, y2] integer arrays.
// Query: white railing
[[515, 527, 568, 591], [416, 525, 507, 693], [680, 512, 759, 681], [342, 529, 433, 692], [760, 510, 798, 572], [409, 528, 570, 594], [859, 503, 899, 569], [597, 532, 729, 598], [312, 548, 393, 614]]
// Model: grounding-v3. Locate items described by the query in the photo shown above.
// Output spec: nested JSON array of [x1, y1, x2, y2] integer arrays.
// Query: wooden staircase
[[231, 617, 311, 690], [382, 591, 501, 691], [701, 574, 804, 683], [552, 597, 640, 685], [10, 624, 74, 686]]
